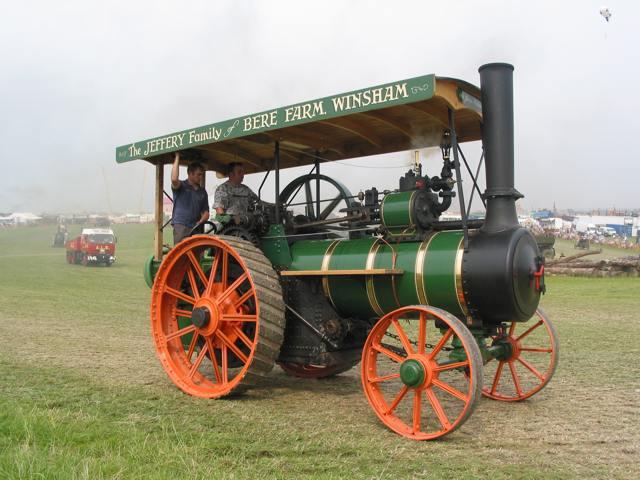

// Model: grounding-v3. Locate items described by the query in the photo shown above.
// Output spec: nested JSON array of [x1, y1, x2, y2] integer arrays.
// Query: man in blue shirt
[[170, 152, 210, 244]]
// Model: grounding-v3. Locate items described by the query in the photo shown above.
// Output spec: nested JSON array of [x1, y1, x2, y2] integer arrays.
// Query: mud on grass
[[0, 225, 639, 479]]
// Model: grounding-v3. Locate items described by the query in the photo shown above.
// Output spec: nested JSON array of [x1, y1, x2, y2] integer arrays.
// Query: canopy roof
[[116, 74, 483, 175]]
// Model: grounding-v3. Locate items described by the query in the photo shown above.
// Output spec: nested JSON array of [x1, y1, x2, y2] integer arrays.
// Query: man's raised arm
[[171, 152, 181, 189]]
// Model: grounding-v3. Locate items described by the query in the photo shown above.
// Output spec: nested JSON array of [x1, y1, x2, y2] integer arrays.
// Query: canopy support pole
[[154, 162, 164, 261], [315, 150, 320, 219], [274, 141, 281, 224], [448, 108, 469, 251], [258, 169, 271, 200], [465, 148, 486, 217]]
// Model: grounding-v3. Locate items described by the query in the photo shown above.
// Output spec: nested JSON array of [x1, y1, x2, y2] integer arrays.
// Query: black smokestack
[[479, 63, 522, 233]]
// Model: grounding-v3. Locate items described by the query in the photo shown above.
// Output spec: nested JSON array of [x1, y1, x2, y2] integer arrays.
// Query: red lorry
[[65, 228, 117, 266]]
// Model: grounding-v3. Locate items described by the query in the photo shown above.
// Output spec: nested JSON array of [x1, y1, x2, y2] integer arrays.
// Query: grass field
[[553, 238, 638, 261], [0, 225, 638, 479]]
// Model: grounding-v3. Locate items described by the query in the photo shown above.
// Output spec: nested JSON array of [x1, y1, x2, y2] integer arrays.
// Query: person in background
[[170, 152, 210, 244]]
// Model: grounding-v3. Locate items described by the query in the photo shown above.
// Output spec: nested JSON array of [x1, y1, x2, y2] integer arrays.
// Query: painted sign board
[[116, 74, 436, 163]]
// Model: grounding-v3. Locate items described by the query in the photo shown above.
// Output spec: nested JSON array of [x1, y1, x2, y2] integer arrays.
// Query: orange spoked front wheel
[[482, 308, 558, 402], [150, 235, 285, 398], [361, 306, 482, 440]]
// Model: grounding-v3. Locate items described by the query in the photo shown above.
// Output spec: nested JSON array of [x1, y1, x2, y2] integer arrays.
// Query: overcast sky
[[1, 0, 636, 214]]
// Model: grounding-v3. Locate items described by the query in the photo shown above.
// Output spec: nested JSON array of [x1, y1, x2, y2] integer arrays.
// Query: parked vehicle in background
[[597, 226, 617, 237], [585, 224, 598, 235], [65, 228, 117, 266], [535, 234, 556, 259], [575, 235, 590, 249]]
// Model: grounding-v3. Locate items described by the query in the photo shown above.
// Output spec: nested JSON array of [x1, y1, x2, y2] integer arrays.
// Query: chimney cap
[[479, 63, 514, 73]]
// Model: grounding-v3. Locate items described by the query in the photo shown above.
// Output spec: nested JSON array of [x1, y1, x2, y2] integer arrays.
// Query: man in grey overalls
[[212, 162, 259, 220]]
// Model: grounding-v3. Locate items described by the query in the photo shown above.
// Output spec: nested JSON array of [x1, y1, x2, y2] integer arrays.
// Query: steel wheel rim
[[361, 306, 482, 440], [482, 308, 559, 402], [151, 235, 260, 398]]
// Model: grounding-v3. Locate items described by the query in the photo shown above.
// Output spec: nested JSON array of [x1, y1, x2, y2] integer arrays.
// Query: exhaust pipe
[[478, 63, 522, 233], [462, 63, 542, 324]]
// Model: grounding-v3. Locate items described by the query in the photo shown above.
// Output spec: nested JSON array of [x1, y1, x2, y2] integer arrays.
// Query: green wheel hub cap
[[400, 359, 425, 387], [493, 338, 514, 361]]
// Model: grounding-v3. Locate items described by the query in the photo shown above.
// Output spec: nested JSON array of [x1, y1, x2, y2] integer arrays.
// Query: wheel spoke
[[221, 251, 229, 290], [175, 308, 192, 318], [508, 361, 524, 397], [304, 181, 315, 220], [368, 373, 400, 384], [385, 385, 409, 414], [412, 389, 422, 434], [231, 325, 255, 351], [373, 343, 405, 363], [164, 286, 196, 305], [205, 250, 221, 297], [517, 320, 543, 342], [216, 330, 249, 364], [434, 360, 469, 372], [186, 332, 199, 361], [205, 336, 222, 383], [284, 180, 304, 207], [165, 324, 196, 342], [217, 273, 248, 304], [188, 345, 208, 379], [221, 313, 258, 323], [417, 312, 426, 354], [428, 328, 453, 360], [432, 378, 468, 402], [426, 387, 452, 430], [517, 357, 546, 382], [186, 267, 200, 301], [490, 360, 505, 394], [222, 345, 228, 383], [508, 322, 516, 336], [186, 251, 208, 286], [520, 347, 552, 353], [391, 319, 414, 355], [233, 289, 255, 310], [320, 194, 342, 220]]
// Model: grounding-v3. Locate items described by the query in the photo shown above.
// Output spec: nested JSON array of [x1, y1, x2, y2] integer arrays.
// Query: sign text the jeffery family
[[120, 77, 433, 161]]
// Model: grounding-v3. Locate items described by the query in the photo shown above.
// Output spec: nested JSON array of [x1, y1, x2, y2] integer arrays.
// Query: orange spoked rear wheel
[[482, 308, 558, 402], [150, 235, 285, 398], [361, 306, 482, 440]]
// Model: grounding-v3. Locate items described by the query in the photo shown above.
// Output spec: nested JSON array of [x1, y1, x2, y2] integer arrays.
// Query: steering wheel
[[188, 221, 217, 236]]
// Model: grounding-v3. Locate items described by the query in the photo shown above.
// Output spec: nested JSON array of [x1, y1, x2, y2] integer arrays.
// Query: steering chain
[[382, 330, 454, 355]]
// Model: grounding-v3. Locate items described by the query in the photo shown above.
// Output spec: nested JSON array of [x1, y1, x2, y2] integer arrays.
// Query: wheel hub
[[493, 336, 520, 361], [399, 357, 432, 388], [191, 307, 210, 329], [191, 299, 221, 335]]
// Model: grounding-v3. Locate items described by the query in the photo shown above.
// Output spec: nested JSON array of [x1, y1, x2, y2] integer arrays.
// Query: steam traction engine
[[119, 63, 558, 440]]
